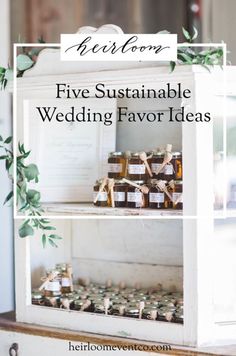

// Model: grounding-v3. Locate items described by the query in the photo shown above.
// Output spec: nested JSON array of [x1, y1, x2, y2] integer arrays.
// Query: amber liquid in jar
[[93, 181, 108, 207], [61, 277, 72, 294], [113, 180, 127, 207], [150, 153, 165, 179], [164, 152, 182, 181], [108, 152, 125, 179], [172, 180, 183, 209], [128, 153, 147, 181], [148, 182, 165, 209], [127, 181, 148, 208], [172, 152, 182, 180]]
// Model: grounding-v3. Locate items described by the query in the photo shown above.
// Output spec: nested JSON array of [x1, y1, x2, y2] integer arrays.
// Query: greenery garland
[[0, 27, 224, 246]]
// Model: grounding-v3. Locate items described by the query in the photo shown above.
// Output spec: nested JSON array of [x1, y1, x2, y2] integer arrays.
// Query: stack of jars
[[93, 148, 183, 209], [32, 274, 183, 324]]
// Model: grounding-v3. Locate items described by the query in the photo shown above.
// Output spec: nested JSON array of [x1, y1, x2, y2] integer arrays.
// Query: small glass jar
[[74, 299, 85, 311], [93, 180, 108, 207], [164, 181, 173, 209], [157, 307, 175, 322], [32, 291, 45, 306], [108, 152, 125, 179], [44, 280, 61, 298], [111, 304, 126, 316], [172, 152, 182, 180], [125, 306, 139, 318], [128, 153, 147, 181], [164, 152, 182, 181], [172, 180, 183, 209], [142, 307, 158, 320], [148, 180, 165, 209], [127, 181, 148, 208], [174, 310, 184, 324], [61, 276, 72, 294], [150, 152, 165, 179], [113, 180, 127, 207]]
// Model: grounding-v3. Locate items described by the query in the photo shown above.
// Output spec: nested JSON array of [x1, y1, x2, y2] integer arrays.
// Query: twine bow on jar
[[155, 180, 174, 203], [122, 178, 149, 208], [155, 144, 173, 176], [93, 177, 108, 204], [39, 270, 59, 291], [122, 178, 149, 194]]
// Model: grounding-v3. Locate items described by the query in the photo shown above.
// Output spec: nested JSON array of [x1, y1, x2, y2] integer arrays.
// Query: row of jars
[[94, 179, 183, 209], [108, 151, 182, 181], [32, 282, 183, 324]]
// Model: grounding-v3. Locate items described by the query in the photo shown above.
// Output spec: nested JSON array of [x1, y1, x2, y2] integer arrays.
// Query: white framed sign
[[23, 98, 116, 202]]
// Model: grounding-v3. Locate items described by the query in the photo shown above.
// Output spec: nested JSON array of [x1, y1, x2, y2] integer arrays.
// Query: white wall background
[[202, 0, 236, 65]]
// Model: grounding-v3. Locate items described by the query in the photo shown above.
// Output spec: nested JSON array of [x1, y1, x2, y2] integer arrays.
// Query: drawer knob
[[9, 343, 18, 356]]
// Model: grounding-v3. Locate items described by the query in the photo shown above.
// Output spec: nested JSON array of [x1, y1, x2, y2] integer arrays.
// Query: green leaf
[[49, 234, 62, 240], [4, 190, 13, 205], [24, 164, 39, 182], [43, 226, 56, 231], [5, 69, 13, 81], [4, 136, 12, 144], [0, 155, 8, 160], [0, 136, 3, 141], [170, 61, 176, 73], [19, 223, 34, 238], [48, 238, 58, 248], [182, 27, 191, 41], [0, 67, 6, 74], [26, 189, 41, 204], [17, 54, 34, 71], [42, 234, 46, 248]]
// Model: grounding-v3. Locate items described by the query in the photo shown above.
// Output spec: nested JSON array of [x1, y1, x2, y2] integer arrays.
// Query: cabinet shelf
[[42, 203, 182, 216]]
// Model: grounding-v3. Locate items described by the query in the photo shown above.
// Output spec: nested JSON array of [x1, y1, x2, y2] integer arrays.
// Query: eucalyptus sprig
[[0, 37, 46, 88], [169, 27, 224, 72], [0, 135, 61, 247]]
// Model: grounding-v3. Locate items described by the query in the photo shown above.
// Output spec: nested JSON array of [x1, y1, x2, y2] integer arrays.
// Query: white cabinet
[[13, 26, 236, 348]]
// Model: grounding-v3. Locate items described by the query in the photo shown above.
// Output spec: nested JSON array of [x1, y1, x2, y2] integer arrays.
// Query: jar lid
[[125, 307, 139, 314], [172, 152, 182, 157], [152, 152, 164, 157], [114, 179, 127, 184], [32, 291, 44, 299], [109, 151, 124, 157], [130, 152, 141, 157], [174, 180, 183, 185], [130, 180, 145, 185]]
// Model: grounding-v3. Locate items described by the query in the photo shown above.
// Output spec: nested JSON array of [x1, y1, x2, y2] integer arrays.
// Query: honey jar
[[164, 152, 182, 181], [125, 306, 139, 318], [157, 307, 175, 322], [108, 152, 125, 179], [148, 180, 165, 209], [172, 152, 182, 180], [142, 307, 158, 320], [44, 280, 61, 297], [61, 276, 72, 294], [32, 291, 45, 306], [93, 180, 108, 207], [128, 153, 147, 180], [150, 152, 165, 179], [127, 181, 148, 208], [172, 180, 183, 209], [113, 180, 127, 207]]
